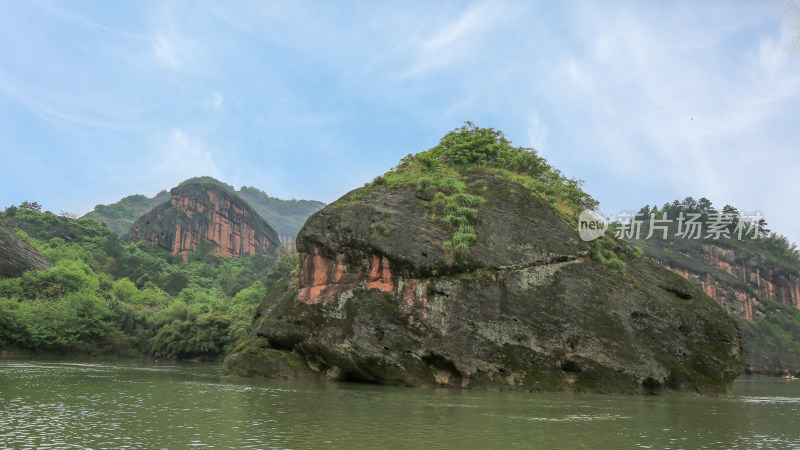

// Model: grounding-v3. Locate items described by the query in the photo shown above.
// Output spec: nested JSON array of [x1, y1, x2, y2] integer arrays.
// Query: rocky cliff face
[[128, 183, 279, 259], [0, 223, 51, 278], [664, 244, 800, 320], [225, 173, 743, 395], [85, 178, 325, 240], [632, 235, 800, 373]]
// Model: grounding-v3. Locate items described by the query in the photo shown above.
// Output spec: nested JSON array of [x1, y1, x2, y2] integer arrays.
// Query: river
[[1, 359, 798, 448]]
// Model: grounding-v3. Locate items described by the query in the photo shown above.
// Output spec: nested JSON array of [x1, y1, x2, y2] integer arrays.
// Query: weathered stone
[[225, 173, 744, 395], [128, 182, 279, 259], [644, 240, 800, 373], [0, 222, 51, 278]]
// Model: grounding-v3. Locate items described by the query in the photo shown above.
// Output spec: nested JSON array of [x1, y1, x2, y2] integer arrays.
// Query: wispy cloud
[[397, 1, 508, 78], [155, 128, 220, 180], [541, 2, 800, 240], [0, 76, 144, 131], [152, 32, 195, 71], [150, 3, 197, 72], [525, 111, 549, 150], [212, 91, 224, 109], [29, 0, 148, 40]]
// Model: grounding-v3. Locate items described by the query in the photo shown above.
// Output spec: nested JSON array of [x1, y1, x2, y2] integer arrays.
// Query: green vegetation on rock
[[368, 122, 597, 267], [226, 124, 743, 395]]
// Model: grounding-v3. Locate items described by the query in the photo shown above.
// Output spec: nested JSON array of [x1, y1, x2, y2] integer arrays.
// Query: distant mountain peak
[[129, 182, 279, 260], [81, 177, 325, 240]]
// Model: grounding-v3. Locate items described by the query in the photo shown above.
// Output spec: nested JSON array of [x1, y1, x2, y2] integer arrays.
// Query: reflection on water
[[1, 359, 800, 448]]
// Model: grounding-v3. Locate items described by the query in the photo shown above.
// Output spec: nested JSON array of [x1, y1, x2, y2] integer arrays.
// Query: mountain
[[237, 187, 326, 242], [622, 201, 800, 374], [0, 221, 50, 278], [82, 177, 325, 240], [224, 124, 743, 395], [128, 182, 280, 260], [82, 191, 171, 235]]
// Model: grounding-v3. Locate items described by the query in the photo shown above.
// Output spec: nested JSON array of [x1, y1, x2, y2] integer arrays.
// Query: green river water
[[1, 359, 798, 449]]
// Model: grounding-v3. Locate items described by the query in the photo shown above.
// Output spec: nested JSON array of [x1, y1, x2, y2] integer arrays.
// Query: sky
[[1, 0, 799, 243]]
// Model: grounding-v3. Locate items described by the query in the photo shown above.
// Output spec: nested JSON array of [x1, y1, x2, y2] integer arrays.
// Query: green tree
[[112, 278, 139, 303], [430, 121, 512, 166]]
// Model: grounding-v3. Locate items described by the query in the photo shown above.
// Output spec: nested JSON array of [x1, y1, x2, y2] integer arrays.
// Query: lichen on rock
[[224, 125, 744, 395]]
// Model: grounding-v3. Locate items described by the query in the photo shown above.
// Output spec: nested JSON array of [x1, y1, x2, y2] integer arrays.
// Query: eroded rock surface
[[129, 183, 279, 259], [225, 174, 743, 394], [643, 240, 800, 373], [0, 223, 51, 278]]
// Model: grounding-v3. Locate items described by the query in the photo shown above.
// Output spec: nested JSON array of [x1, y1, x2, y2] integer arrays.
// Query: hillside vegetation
[[82, 191, 170, 235], [0, 205, 297, 359]]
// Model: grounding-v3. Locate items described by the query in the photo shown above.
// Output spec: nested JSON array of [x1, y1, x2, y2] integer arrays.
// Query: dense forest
[[0, 204, 297, 359]]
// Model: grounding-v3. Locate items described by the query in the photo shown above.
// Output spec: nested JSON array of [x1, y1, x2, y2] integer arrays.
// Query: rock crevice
[[225, 173, 743, 395], [129, 183, 279, 259]]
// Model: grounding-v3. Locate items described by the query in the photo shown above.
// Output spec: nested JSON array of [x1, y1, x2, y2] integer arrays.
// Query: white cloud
[[150, 3, 197, 72], [541, 3, 800, 242], [211, 91, 224, 109], [152, 33, 195, 71], [526, 111, 548, 150], [155, 129, 220, 180], [198, 90, 224, 111], [398, 1, 507, 78]]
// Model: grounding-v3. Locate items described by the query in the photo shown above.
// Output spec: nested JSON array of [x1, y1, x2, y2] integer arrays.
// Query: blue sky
[[1, 1, 799, 243]]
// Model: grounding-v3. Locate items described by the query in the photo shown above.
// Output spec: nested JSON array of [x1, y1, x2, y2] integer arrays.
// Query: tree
[[112, 278, 139, 303], [721, 205, 740, 222], [697, 197, 713, 213], [19, 201, 42, 212], [160, 271, 189, 296], [756, 218, 770, 236], [430, 122, 513, 167], [681, 196, 697, 212]]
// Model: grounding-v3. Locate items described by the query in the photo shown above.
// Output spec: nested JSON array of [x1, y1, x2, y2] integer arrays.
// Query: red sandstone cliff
[[635, 236, 800, 372], [128, 182, 279, 259], [656, 243, 800, 321]]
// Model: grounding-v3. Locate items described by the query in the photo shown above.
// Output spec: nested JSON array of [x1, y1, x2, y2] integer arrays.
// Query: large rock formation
[[128, 182, 279, 259], [84, 177, 325, 240], [635, 237, 800, 373], [0, 223, 51, 278], [225, 172, 744, 395]]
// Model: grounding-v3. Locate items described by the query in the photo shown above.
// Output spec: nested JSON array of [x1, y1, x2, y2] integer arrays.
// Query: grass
[[370, 222, 389, 237], [587, 236, 638, 273], [374, 161, 482, 266], [368, 143, 597, 267]]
